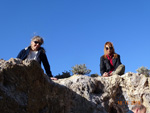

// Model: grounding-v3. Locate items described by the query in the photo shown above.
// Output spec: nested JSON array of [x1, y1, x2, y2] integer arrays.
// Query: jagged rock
[[0, 58, 150, 113]]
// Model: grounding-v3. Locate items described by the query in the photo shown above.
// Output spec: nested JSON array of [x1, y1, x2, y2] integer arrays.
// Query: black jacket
[[17, 46, 53, 77], [100, 54, 121, 75]]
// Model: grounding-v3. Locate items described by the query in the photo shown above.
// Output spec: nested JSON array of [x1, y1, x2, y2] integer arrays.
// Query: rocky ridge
[[0, 58, 150, 113]]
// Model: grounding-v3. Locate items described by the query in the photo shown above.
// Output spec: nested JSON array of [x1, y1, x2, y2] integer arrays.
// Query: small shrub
[[91, 73, 99, 77], [55, 71, 71, 79], [71, 64, 91, 75], [136, 66, 150, 77]]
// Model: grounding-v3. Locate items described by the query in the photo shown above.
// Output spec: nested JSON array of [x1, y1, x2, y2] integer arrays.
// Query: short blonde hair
[[31, 36, 44, 45]]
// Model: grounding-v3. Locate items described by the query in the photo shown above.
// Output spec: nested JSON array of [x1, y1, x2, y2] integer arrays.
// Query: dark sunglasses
[[34, 41, 42, 45], [106, 47, 113, 50]]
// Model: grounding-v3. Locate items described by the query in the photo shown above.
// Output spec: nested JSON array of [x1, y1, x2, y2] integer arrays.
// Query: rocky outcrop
[[0, 58, 150, 113]]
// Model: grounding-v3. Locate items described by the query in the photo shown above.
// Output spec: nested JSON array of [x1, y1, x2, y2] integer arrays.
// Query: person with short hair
[[17, 35, 57, 80], [100, 42, 125, 77], [132, 104, 146, 113]]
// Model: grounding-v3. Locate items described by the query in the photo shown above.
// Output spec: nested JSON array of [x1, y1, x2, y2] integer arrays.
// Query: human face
[[105, 45, 113, 55], [31, 40, 42, 51]]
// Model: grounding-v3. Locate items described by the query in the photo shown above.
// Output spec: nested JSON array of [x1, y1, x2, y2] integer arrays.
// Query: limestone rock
[[0, 58, 150, 113]]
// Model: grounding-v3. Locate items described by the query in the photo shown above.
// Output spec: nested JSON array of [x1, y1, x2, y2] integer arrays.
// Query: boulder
[[0, 58, 149, 113]]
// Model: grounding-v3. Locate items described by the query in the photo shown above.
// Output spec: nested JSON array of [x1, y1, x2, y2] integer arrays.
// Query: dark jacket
[[17, 46, 53, 77], [100, 54, 121, 75]]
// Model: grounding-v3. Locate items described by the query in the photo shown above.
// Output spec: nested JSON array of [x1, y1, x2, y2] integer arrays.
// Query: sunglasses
[[106, 47, 113, 50], [34, 41, 42, 45]]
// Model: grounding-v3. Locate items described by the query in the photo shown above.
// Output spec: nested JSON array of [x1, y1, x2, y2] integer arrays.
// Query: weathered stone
[[0, 58, 150, 113]]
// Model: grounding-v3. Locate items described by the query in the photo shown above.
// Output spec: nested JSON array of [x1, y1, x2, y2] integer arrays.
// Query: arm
[[41, 52, 53, 77], [100, 56, 106, 76], [115, 54, 122, 69], [17, 49, 27, 60]]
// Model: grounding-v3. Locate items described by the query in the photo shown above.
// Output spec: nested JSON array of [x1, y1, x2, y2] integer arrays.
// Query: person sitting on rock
[[100, 41, 125, 77], [132, 104, 146, 113], [17, 35, 57, 80]]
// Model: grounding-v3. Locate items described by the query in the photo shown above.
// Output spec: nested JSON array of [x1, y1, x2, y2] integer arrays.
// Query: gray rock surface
[[0, 58, 150, 113]]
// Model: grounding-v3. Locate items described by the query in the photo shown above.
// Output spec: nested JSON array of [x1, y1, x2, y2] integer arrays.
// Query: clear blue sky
[[0, 0, 150, 76]]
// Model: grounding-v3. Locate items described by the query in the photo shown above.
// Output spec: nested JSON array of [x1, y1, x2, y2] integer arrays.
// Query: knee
[[119, 64, 125, 75]]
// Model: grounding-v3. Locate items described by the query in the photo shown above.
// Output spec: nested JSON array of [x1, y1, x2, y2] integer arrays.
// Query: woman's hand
[[50, 77, 58, 80], [103, 72, 109, 77]]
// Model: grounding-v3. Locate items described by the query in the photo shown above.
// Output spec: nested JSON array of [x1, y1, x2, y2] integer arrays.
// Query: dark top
[[17, 46, 53, 77], [100, 54, 121, 75]]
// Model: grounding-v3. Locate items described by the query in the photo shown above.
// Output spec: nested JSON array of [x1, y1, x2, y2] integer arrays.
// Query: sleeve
[[41, 52, 53, 77], [17, 49, 25, 59], [116, 54, 122, 68], [100, 56, 106, 76]]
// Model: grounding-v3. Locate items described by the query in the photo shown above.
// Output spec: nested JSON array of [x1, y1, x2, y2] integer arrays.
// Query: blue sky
[[0, 0, 150, 76]]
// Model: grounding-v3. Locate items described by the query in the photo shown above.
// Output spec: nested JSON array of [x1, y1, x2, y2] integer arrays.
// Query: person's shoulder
[[21, 46, 31, 52], [39, 47, 46, 53], [21, 46, 30, 51], [100, 55, 106, 60], [19, 47, 26, 52], [117, 54, 120, 57], [100, 55, 104, 58], [114, 53, 120, 58], [24, 47, 29, 50]]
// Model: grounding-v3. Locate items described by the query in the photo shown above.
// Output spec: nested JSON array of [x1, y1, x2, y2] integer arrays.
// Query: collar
[[106, 54, 114, 59]]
